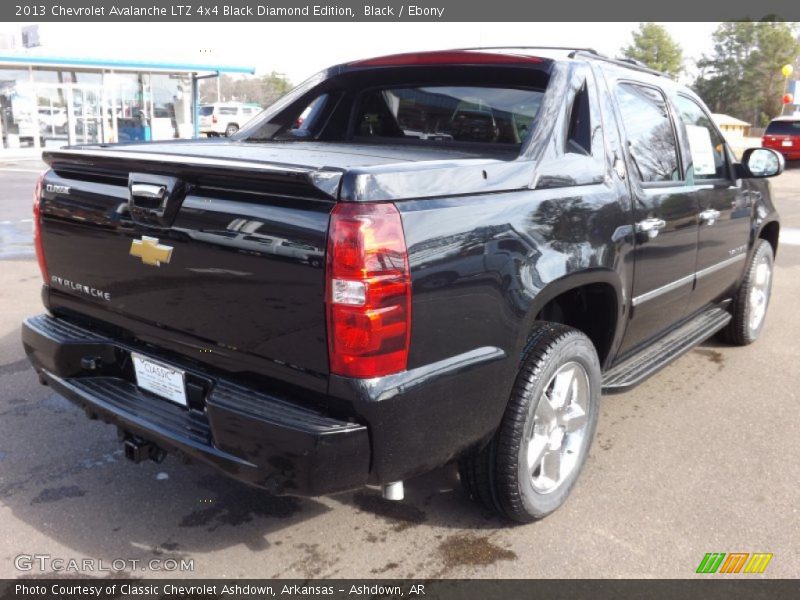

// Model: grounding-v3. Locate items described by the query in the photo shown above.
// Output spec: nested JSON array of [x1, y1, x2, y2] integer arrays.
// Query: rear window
[[237, 63, 552, 148], [199, 106, 214, 116], [765, 120, 800, 136], [354, 86, 543, 146]]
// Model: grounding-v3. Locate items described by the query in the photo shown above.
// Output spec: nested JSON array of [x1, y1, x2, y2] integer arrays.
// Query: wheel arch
[[521, 270, 624, 369], [757, 219, 780, 258]]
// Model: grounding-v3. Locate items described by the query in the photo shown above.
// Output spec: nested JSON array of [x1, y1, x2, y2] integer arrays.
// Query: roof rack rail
[[451, 46, 666, 77], [570, 50, 666, 77]]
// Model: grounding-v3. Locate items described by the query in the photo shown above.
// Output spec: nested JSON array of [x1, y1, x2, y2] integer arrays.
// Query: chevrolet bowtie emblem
[[130, 236, 173, 266]]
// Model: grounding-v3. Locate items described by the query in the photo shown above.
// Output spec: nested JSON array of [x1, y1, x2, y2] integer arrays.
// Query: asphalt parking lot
[[0, 158, 798, 579]]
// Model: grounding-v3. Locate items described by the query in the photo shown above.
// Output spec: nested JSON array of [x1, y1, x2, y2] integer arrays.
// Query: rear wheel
[[720, 240, 774, 345], [459, 323, 600, 522], [225, 123, 239, 137]]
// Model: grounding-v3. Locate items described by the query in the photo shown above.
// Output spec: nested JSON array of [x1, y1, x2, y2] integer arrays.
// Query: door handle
[[699, 209, 721, 225], [636, 218, 667, 239]]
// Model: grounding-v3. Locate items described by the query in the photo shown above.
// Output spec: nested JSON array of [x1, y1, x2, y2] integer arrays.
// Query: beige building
[[711, 113, 751, 139], [711, 114, 758, 159]]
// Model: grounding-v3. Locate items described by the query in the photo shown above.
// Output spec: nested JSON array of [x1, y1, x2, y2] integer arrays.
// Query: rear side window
[[765, 120, 800, 136], [354, 86, 544, 147], [218, 107, 238, 115], [566, 84, 592, 155], [675, 95, 730, 181], [615, 83, 681, 183]]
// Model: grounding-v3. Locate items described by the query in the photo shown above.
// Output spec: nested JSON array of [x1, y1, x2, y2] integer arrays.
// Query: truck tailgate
[[39, 147, 340, 391]]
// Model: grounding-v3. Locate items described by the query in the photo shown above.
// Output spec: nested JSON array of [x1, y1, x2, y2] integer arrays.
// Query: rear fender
[[518, 269, 625, 370]]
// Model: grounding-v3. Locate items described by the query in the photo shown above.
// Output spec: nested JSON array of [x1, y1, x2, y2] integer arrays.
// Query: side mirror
[[738, 147, 785, 178]]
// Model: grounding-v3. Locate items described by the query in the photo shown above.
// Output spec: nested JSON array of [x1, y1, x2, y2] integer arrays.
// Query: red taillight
[[326, 202, 411, 378], [212, 115, 218, 124], [33, 171, 48, 283], [350, 50, 545, 68]]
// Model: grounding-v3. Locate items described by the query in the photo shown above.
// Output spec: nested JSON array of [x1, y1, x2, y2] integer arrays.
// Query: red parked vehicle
[[762, 116, 800, 160]]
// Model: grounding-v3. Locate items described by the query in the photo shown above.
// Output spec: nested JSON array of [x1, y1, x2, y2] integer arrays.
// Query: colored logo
[[130, 236, 173, 267], [696, 552, 773, 574]]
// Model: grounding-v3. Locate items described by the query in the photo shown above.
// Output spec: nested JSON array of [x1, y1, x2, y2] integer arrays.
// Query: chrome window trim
[[632, 253, 746, 307]]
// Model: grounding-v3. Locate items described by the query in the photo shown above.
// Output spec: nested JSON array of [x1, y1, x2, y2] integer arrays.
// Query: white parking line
[[780, 228, 800, 246], [0, 168, 43, 173]]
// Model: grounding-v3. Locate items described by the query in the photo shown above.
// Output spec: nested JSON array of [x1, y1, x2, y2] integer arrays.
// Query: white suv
[[199, 103, 261, 137]]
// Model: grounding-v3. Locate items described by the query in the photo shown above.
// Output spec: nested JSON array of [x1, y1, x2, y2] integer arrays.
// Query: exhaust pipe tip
[[382, 481, 404, 501]]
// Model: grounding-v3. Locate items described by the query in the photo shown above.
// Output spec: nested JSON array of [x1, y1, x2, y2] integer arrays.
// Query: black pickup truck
[[22, 48, 783, 522]]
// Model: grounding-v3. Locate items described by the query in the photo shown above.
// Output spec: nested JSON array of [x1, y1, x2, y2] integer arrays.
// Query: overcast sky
[[4, 22, 719, 84]]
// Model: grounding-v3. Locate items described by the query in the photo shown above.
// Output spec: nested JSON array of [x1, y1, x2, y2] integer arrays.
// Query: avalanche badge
[[130, 236, 173, 267]]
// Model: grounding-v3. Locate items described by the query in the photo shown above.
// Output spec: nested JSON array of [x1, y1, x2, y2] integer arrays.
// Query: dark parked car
[[762, 116, 800, 161], [22, 48, 782, 522]]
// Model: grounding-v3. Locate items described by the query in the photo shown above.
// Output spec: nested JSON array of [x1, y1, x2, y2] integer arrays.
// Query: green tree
[[694, 21, 800, 126], [622, 23, 683, 78], [200, 71, 292, 108]]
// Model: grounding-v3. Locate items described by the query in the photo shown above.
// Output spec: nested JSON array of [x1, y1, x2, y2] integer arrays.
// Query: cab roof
[[347, 49, 550, 68], [346, 47, 665, 78]]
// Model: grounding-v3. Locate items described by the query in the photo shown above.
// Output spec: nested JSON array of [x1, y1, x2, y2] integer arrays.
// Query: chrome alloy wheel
[[526, 361, 591, 494], [748, 255, 772, 334]]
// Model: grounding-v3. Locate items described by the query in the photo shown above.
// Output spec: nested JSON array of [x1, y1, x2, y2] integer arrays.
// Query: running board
[[602, 307, 732, 394]]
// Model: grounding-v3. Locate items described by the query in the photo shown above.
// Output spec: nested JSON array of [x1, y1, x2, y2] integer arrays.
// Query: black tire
[[459, 323, 601, 522], [225, 124, 239, 137], [720, 240, 774, 346]]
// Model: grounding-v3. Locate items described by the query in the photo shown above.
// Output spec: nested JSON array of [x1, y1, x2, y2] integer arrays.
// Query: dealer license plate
[[131, 352, 188, 406]]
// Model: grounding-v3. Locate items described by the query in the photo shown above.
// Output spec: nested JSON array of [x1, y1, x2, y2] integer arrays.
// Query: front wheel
[[459, 323, 600, 522], [720, 240, 774, 346]]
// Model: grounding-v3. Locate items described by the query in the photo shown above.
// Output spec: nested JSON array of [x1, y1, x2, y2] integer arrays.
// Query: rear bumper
[[762, 144, 800, 160], [21, 313, 370, 496]]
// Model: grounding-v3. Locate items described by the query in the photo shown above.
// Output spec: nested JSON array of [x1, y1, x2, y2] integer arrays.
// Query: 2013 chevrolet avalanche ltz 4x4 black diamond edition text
[[22, 48, 782, 522]]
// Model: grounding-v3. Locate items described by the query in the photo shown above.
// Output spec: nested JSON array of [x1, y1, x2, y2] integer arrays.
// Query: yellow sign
[[129, 236, 173, 267]]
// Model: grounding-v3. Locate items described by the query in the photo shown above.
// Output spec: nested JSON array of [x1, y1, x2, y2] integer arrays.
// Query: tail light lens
[[326, 202, 411, 378], [212, 115, 218, 124], [33, 171, 49, 282]]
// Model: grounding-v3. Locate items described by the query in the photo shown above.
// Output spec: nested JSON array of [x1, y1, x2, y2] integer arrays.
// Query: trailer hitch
[[120, 431, 167, 464]]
